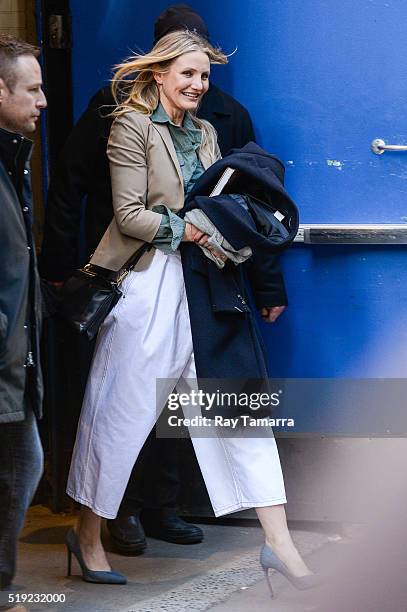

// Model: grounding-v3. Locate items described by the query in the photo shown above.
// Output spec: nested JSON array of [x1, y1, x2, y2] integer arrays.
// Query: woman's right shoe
[[260, 543, 321, 598], [66, 528, 127, 584]]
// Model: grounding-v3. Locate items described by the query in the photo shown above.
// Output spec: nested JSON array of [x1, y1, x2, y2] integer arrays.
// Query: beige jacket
[[90, 110, 218, 271]]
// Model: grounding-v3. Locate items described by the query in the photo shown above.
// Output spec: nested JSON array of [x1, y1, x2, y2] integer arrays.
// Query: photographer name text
[[168, 415, 295, 428]]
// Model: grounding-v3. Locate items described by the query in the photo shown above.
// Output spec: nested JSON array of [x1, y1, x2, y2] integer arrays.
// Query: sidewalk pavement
[[0, 505, 340, 612]]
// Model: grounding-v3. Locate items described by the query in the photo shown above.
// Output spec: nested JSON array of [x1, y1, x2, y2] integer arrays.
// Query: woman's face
[[155, 51, 210, 120]]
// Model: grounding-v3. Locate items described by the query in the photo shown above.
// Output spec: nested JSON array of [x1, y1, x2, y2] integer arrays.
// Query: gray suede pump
[[260, 543, 321, 598]]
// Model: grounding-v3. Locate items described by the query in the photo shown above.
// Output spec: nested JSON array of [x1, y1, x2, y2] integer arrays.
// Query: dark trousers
[[80, 337, 180, 516], [0, 408, 43, 589]]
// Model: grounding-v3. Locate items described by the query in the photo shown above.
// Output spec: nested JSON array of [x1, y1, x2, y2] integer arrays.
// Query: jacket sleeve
[[245, 251, 288, 308], [107, 113, 162, 242], [39, 89, 109, 281]]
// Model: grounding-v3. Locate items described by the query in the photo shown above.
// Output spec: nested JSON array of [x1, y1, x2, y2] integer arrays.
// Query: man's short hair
[[0, 34, 40, 91]]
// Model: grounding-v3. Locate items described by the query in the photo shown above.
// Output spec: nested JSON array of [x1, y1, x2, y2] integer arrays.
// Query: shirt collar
[[151, 103, 201, 146], [151, 102, 174, 125], [151, 103, 198, 132]]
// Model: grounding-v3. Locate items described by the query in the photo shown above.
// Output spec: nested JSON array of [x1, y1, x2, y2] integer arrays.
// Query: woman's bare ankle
[[78, 538, 111, 571], [265, 538, 312, 577], [265, 532, 292, 550]]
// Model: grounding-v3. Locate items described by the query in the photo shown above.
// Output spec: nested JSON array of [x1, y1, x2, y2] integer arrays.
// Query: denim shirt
[[150, 103, 205, 253]]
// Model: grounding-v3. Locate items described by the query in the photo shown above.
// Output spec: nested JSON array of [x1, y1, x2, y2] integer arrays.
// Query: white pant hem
[[66, 490, 117, 520], [213, 497, 288, 517]]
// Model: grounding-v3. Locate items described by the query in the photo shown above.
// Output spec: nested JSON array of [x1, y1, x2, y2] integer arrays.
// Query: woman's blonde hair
[[111, 30, 228, 156]]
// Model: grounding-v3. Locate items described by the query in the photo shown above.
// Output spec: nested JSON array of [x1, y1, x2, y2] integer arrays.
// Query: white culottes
[[66, 249, 286, 518]]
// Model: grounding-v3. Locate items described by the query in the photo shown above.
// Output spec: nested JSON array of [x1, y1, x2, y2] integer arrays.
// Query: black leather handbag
[[59, 244, 149, 340]]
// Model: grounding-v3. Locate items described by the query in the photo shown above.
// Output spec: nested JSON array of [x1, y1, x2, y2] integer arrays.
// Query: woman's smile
[[181, 91, 200, 100]]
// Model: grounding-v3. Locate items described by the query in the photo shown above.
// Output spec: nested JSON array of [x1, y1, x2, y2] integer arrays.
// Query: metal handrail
[[371, 138, 407, 154], [294, 224, 407, 244]]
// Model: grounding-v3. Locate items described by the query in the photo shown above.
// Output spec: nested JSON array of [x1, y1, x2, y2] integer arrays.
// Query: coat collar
[[0, 127, 33, 169], [201, 83, 231, 117]]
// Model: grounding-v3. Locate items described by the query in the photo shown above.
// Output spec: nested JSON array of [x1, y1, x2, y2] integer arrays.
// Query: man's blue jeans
[[0, 408, 43, 589]]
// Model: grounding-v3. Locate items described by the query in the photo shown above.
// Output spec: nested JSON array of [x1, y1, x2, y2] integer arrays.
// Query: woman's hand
[[260, 306, 286, 323], [183, 222, 207, 243], [183, 223, 227, 262]]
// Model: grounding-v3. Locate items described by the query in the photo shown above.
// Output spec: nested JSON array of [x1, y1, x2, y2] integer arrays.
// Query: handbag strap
[[116, 243, 151, 284], [125, 242, 151, 270], [84, 243, 152, 285]]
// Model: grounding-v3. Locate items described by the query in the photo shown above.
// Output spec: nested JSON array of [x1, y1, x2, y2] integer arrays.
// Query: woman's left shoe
[[260, 543, 321, 598]]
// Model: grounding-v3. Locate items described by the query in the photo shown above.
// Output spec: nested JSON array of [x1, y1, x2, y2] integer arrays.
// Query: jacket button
[[24, 169, 29, 175], [27, 246, 31, 250], [24, 325, 28, 329], [22, 206, 29, 212], [12, 139, 18, 144]]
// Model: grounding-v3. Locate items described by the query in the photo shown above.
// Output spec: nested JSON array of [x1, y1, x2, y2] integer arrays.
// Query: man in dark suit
[[40, 5, 287, 554], [0, 34, 47, 591]]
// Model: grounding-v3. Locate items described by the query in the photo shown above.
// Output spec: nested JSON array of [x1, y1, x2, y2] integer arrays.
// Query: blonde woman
[[65, 30, 317, 594]]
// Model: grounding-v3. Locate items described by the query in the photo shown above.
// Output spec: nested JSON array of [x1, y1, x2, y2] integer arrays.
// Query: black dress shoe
[[141, 509, 204, 544], [106, 513, 147, 554]]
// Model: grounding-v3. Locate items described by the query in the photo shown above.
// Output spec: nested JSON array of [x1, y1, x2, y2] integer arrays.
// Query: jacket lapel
[[152, 120, 215, 181], [151, 122, 184, 185], [198, 147, 213, 170]]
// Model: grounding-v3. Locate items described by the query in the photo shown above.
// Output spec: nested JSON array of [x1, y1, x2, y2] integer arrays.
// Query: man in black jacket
[[0, 34, 47, 591], [40, 5, 287, 554]]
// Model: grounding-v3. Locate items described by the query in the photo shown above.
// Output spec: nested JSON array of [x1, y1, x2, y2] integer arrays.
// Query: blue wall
[[268, 246, 407, 377], [70, 0, 407, 378]]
